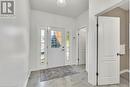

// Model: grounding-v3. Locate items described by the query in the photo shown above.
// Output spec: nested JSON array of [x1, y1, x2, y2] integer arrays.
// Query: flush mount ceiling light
[[57, 0, 67, 7]]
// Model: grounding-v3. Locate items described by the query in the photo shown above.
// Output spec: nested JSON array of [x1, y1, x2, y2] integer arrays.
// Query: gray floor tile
[[27, 65, 129, 87]]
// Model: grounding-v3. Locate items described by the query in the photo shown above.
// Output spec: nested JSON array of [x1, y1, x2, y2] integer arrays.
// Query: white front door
[[98, 16, 120, 85], [47, 27, 65, 68]]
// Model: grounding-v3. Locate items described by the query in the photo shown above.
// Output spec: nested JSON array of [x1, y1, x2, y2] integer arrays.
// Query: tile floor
[[40, 65, 79, 81], [27, 65, 129, 87]]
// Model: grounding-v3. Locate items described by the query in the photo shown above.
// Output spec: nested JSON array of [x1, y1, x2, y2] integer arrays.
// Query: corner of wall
[[23, 71, 31, 87]]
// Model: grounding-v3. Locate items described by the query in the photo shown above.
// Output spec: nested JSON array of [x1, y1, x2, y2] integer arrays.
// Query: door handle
[[117, 53, 123, 56]]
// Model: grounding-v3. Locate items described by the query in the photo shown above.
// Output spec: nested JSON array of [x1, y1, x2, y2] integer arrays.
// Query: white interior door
[[98, 16, 120, 85], [48, 27, 65, 68]]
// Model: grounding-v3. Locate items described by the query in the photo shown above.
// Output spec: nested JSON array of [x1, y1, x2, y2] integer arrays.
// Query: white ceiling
[[30, 0, 89, 18]]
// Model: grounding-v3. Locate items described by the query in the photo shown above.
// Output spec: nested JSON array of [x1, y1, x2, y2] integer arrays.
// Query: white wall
[[89, 0, 124, 85], [0, 0, 30, 87], [30, 9, 90, 71], [30, 10, 77, 70], [76, 11, 89, 28], [129, 0, 130, 83]]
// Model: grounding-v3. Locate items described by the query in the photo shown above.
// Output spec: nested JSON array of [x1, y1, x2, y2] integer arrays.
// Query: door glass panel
[[66, 32, 70, 60], [51, 31, 62, 48], [41, 30, 45, 63]]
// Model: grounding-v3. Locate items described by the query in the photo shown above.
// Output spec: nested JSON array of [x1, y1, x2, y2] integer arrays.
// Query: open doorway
[[77, 27, 87, 66], [97, 0, 129, 86]]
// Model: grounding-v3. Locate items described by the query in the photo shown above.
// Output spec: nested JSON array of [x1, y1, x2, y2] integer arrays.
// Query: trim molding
[[23, 71, 31, 87]]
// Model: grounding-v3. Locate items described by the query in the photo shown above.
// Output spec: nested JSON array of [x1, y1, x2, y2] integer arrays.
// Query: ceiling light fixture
[[57, 0, 67, 7]]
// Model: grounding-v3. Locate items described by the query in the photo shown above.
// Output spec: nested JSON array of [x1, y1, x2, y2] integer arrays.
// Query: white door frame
[[87, 0, 129, 86], [77, 26, 88, 65], [95, 0, 129, 85], [36, 26, 74, 70]]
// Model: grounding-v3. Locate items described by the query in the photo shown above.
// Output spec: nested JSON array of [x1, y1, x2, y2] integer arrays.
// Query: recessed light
[[57, 0, 67, 7]]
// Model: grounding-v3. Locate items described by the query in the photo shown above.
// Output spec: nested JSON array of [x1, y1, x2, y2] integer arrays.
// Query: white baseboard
[[30, 67, 49, 72], [30, 68, 43, 72], [23, 71, 31, 87]]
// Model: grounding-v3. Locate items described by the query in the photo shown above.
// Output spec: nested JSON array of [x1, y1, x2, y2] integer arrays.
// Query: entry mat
[[40, 65, 78, 82]]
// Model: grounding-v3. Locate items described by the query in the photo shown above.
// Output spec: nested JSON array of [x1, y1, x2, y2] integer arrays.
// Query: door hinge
[[96, 72, 99, 76], [96, 24, 99, 27]]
